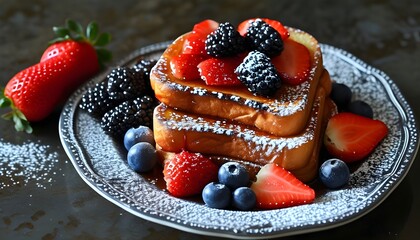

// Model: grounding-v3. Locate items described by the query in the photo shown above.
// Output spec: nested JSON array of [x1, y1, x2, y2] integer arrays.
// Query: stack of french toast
[[150, 20, 337, 183]]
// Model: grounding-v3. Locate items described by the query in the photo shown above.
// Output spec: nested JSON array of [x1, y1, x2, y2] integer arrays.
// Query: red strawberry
[[182, 20, 219, 55], [250, 163, 315, 209], [163, 150, 218, 197], [238, 18, 289, 40], [170, 54, 208, 80], [324, 112, 388, 163], [271, 39, 311, 85], [197, 56, 243, 86], [1, 19, 111, 133]]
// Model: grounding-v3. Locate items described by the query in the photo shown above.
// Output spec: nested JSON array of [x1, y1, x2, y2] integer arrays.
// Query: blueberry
[[202, 182, 231, 209], [218, 162, 250, 190], [330, 82, 352, 110], [319, 158, 350, 189], [347, 100, 373, 118], [127, 142, 157, 172], [232, 187, 256, 211], [124, 126, 155, 151]]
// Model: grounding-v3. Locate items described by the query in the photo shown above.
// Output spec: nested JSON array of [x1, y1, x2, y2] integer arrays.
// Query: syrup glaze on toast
[[150, 27, 327, 137]]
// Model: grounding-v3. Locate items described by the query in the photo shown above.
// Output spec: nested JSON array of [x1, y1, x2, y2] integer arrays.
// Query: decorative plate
[[59, 41, 419, 239]]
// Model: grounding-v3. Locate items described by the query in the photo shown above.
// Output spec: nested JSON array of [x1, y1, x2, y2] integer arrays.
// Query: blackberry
[[101, 95, 156, 138], [106, 67, 146, 101], [235, 51, 282, 97], [79, 80, 119, 117], [245, 19, 283, 57], [132, 59, 157, 95], [205, 22, 246, 57]]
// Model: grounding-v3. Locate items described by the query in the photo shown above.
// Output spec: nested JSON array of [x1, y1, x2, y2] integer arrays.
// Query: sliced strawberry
[[250, 163, 315, 209], [163, 150, 218, 197], [197, 56, 244, 86], [324, 112, 388, 163], [238, 18, 289, 40], [271, 39, 311, 85], [182, 33, 207, 55], [170, 54, 208, 81], [192, 19, 219, 36]]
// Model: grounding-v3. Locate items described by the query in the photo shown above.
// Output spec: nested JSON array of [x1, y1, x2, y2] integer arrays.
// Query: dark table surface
[[1, 0, 419, 239]]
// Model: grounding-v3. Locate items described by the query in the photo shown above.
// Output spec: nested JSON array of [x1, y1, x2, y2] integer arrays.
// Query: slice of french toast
[[153, 87, 336, 182], [150, 27, 329, 137]]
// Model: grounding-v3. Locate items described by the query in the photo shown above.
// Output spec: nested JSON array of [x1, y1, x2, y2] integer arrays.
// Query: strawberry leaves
[[1, 88, 32, 133]]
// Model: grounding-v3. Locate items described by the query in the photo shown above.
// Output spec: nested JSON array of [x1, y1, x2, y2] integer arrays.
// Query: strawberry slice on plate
[[163, 150, 218, 197], [198, 56, 244, 86], [238, 18, 289, 40], [271, 39, 311, 85], [324, 112, 388, 163], [250, 163, 315, 209]]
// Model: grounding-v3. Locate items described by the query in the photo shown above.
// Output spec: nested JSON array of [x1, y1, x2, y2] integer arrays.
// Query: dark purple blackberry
[[106, 67, 146, 101], [79, 80, 119, 117], [245, 19, 283, 57], [205, 22, 246, 57], [235, 50, 281, 97], [100, 95, 156, 138], [131, 59, 157, 95]]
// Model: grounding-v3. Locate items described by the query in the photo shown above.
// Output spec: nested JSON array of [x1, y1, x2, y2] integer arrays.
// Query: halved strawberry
[[271, 39, 311, 85], [192, 19, 219, 36], [250, 163, 315, 209], [163, 150, 219, 197], [170, 54, 208, 81], [183, 20, 219, 55], [237, 18, 289, 40], [324, 112, 388, 163], [197, 56, 244, 86]]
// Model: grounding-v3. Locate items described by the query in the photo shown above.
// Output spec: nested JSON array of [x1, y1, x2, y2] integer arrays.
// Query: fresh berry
[[218, 162, 250, 190], [271, 39, 311, 85], [244, 19, 284, 57], [205, 22, 247, 58], [192, 19, 220, 36], [202, 182, 231, 209], [238, 18, 289, 40], [163, 150, 218, 197], [198, 57, 243, 86], [1, 19, 111, 133], [124, 126, 155, 151], [106, 67, 145, 101], [232, 187, 257, 211], [235, 50, 281, 96], [250, 163, 315, 209], [127, 142, 157, 173], [319, 158, 350, 189], [101, 95, 156, 138], [79, 80, 117, 118], [132, 58, 157, 95], [170, 54, 208, 80], [347, 100, 373, 119], [330, 82, 352, 111], [324, 112, 388, 162], [182, 33, 208, 55]]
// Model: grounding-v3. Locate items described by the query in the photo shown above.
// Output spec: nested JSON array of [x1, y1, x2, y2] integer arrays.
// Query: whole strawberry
[[0, 19, 111, 133]]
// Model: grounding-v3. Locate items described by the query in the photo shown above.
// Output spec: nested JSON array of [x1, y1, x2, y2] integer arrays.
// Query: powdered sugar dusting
[[0, 139, 59, 190]]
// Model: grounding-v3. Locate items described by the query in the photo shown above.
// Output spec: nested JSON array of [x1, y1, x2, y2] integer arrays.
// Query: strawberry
[[197, 56, 244, 86], [163, 150, 219, 197], [271, 39, 311, 85], [250, 163, 315, 209], [237, 18, 289, 40], [0, 19, 111, 133], [170, 54, 208, 80], [182, 20, 219, 55], [324, 112, 388, 163]]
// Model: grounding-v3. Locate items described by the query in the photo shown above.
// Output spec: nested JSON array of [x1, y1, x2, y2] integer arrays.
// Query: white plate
[[59, 42, 419, 239]]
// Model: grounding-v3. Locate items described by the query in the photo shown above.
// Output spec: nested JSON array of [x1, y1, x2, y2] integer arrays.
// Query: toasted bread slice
[[153, 88, 336, 182], [150, 27, 327, 136]]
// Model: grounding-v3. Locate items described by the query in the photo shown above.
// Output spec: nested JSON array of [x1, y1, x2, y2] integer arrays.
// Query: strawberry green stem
[[0, 88, 33, 134]]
